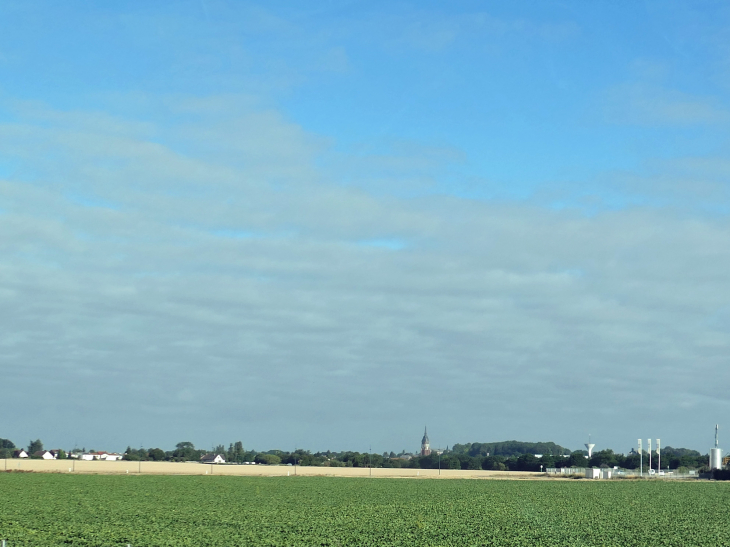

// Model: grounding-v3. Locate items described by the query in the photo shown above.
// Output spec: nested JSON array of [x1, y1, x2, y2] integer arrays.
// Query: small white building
[[91, 452, 123, 461], [585, 468, 601, 479], [14, 450, 29, 458], [34, 451, 55, 460]]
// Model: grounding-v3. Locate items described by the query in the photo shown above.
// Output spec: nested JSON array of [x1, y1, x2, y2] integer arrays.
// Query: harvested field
[[1, 458, 539, 479]]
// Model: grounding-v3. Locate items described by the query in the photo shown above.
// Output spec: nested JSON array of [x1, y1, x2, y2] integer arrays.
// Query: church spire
[[421, 426, 431, 456]]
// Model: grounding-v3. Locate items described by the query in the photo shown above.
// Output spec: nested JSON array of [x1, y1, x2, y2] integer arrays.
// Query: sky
[[1, 0, 730, 455]]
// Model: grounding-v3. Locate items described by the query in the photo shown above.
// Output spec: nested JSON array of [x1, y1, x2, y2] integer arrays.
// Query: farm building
[[95, 452, 123, 461], [201, 454, 226, 464]]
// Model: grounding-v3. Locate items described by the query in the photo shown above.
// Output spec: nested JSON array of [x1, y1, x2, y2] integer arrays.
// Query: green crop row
[[0, 474, 728, 546]]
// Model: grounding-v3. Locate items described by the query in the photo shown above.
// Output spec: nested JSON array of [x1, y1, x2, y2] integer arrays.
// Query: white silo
[[710, 424, 723, 470]]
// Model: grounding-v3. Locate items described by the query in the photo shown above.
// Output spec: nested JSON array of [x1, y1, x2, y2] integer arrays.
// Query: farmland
[[0, 474, 729, 546]]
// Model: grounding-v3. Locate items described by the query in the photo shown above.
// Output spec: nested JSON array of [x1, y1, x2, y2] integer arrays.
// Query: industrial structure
[[585, 435, 595, 459], [710, 424, 723, 470]]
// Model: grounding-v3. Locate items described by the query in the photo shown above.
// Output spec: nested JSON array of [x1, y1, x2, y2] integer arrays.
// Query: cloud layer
[[2, 96, 729, 454]]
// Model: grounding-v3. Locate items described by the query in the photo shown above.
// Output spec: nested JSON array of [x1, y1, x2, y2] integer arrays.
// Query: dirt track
[[1, 459, 541, 479]]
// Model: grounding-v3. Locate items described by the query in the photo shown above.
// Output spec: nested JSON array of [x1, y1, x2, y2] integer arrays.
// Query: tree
[[589, 450, 620, 469], [173, 442, 200, 461], [233, 441, 245, 463], [57, 449, 67, 460], [622, 453, 639, 469], [567, 452, 588, 467], [28, 439, 43, 455], [123, 446, 147, 461], [515, 453, 540, 471], [0, 438, 15, 459], [255, 453, 281, 465], [148, 448, 166, 461], [540, 455, 557, 469], [452, 440, 571, 458]]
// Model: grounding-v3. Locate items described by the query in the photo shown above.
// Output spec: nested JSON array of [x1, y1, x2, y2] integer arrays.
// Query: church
[[421, 426, 431, 456]]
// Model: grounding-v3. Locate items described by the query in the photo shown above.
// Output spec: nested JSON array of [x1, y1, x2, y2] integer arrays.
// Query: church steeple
[[421, 426, 431, 456]]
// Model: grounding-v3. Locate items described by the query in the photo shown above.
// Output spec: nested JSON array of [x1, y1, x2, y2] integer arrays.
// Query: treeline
[[124, 442, 247, 462], [452, 441, 571, 457], [1, 437, 711, 472], [120, 444, 710, 472], [0, 438, 51, 459]]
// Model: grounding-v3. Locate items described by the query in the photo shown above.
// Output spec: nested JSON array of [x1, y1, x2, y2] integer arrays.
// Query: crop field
[[0, 474, 729, 546]]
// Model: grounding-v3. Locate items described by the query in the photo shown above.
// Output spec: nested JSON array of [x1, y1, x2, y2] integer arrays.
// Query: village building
[[200, 453, 226, 464], [94, 452, 123, 461], [33, 450, 55, 460], [421, 427, 431, 457], [13, 449, 29, 458]]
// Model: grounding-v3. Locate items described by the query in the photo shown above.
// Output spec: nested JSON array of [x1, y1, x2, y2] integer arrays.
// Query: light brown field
[[1, 459, 541, 479]]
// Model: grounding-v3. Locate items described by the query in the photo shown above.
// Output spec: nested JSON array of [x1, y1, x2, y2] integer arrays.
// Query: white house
[[13, 449, 29, 458], [201, 453, 225, 464], [34, 451, 55, 460]]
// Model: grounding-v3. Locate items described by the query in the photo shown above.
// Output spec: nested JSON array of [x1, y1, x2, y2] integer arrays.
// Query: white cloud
[[602, 82, 730, 125], [1, 97, 729, 453]]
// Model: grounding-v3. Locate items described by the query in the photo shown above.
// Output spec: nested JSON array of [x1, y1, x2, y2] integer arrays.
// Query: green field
[[0, 474, 729, 546]]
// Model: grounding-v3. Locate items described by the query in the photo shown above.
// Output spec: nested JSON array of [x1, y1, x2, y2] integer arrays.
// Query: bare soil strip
[[1, 459, 541, 479]]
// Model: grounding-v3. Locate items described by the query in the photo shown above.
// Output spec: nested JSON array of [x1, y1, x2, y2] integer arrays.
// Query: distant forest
[[451, 441, 572, 457], [1, 437, 711, 472]]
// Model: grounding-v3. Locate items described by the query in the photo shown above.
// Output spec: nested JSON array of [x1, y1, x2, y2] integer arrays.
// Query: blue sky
[[1, 1, 730, 455]]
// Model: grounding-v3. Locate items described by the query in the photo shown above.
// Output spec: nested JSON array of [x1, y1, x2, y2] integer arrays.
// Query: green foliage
[[172, 442, 205, 462], [452, 440, 571, 457], [0, 438, 14, 459], [713, 469, 730, 480], [147, 448, 166, 461], [0, 475, 729, 546], [27, 439, 43, 455], [226, 441, 246, 463], [255, 453, 281, 465]]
